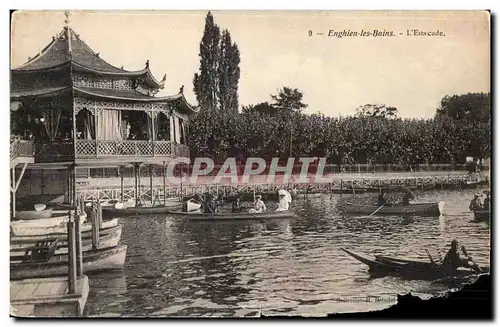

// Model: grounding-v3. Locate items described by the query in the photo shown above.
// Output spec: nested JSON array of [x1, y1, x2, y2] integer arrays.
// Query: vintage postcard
[[9, 10, 491, 318]]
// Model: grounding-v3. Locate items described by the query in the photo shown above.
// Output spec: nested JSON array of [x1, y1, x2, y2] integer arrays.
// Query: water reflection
[[84, 188, 490, 317]]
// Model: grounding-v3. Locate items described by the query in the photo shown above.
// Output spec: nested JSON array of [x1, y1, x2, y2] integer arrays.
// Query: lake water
[[84, 188, 490, 317]]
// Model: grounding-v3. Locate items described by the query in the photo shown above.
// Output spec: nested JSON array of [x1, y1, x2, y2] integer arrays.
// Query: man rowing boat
[[442, 240, 481, 274]]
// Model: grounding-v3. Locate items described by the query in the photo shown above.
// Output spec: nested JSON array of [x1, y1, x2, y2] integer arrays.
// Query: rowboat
[[10, 245, 128, 280], [101, 202, 183, 218], [10, 225, 122, 257], [10, 212, 87, 229], [13, 208, 53, 220], [341, 201, 444, 217], [340, 247, 489, 281], [167, 210, 297, 221], [10, 220, 119, 243], [473, 210, 490, 222], [10, 218, 119, 237]]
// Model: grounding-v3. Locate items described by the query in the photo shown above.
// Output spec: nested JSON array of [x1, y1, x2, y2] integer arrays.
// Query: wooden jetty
[[10, 276, 89, 317], [76, 172, 486, 203]]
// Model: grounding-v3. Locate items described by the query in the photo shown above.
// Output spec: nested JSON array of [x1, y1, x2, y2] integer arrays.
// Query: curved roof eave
[[176, 93, 200, 114], [74, 86, 182, 102], [71, 61, 148, 76], [10, 86, 72, 99]]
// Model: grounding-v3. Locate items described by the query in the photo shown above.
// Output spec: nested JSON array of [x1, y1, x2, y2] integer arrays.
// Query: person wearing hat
[[469, 193, 482, 211], [249, 195, 266, 214], [442, 239, 477, 274]]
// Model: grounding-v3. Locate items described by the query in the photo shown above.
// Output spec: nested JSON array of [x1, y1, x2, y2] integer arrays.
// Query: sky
[[10, 10, 490, 119]]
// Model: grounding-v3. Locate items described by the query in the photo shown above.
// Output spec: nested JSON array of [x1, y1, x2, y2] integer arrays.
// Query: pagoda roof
[[11, 86, 71, 99], [12, 27, 166, 90], [74, 87, 199, 114]]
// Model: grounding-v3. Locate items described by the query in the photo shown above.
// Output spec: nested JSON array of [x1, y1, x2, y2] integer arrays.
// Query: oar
[[368, 204, 385, 217], [461, 246, 482, 273], [425, 249, 437, 265]]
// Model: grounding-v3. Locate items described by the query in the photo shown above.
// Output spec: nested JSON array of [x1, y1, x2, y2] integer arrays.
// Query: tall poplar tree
[[193, 12, 240, 113], [193, 12, 221, 111], [218, 29, 240, 112]]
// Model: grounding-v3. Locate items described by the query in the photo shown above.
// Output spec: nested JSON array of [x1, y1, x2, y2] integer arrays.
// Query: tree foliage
[[270, 87, 308, 113], [356, 104, 398, 118], [436, 92, 491, 123]]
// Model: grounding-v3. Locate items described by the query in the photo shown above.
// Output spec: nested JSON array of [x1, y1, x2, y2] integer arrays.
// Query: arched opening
[[156, 112, 170, 141], [75, 109, 96, 140]]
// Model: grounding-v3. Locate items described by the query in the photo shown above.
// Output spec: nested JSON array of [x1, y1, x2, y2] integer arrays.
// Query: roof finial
[[180, 85, 184, 93], [162, 74, 166, 81], [64, 11, 71, 27], [121, 65, 124, 69], [145, 60, 149, 68]]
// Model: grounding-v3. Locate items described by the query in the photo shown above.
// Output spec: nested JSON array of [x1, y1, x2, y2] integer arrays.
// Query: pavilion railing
[[75, 140, 188, 158], [10, 138, 34, 160]]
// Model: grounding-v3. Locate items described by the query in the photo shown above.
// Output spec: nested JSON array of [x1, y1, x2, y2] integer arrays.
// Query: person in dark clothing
[[483, 191, 490, 211], [442, 240, 475, 273], [203, 193, 217, 214], [401, 193, 411, 206], [469, 194, 482, 211], [378, 192, 388, 206], [232, 197, 244, 213]]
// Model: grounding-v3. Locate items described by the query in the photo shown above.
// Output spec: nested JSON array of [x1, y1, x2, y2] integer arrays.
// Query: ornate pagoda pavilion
[[10, 14, 198, 208]]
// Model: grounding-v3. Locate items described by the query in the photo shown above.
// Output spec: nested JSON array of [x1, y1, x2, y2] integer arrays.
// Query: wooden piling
[[120, 166, 124, 202], [91, 203, 100, 250], [67, 212, 77, 295], [163, 161, 167, 206], [74, 211, 83, 277], [149, 165, 154, 204]]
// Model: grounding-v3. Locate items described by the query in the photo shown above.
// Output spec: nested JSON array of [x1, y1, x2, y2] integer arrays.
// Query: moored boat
[[473, 210, 490, 222], [10, 212, 87, 229], [10, 245, 128, 280], [341, 201, 444, 217], [13, 208, 53, 220], [167, 210, 297, 221], [10, 221, 120, 243], [340, 247, 488, 281], [101, 202, 182, 218], [10, 225, 122, 257], [10, 218, 119, 237]]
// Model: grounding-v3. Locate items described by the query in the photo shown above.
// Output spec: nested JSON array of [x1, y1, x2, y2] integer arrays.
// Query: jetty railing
[[83, 163, 484, 179]]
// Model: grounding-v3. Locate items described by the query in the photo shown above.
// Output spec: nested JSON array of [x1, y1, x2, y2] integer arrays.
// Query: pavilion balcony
[[33, 140, 190, 164]]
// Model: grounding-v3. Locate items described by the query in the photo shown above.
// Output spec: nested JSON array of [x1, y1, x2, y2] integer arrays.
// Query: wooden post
[[149, 165, 153, 205], [340, 179, 343, 195], [67, 211, 77, 294], [134, 163, 139, 207], [75, 211, 83, 277], [120, 166, 124, 202], [11, 168, 16, 218], [91, 203, 100, 250], [163, 161, 166, 206]]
